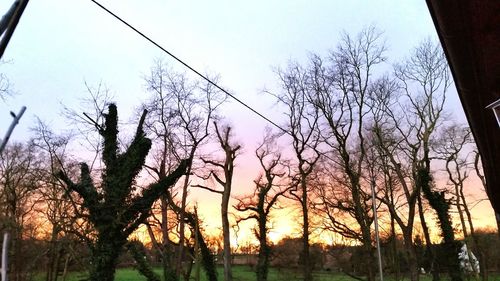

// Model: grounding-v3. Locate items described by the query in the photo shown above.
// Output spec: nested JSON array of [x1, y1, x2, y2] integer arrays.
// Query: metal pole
[[1, 233, 9, 281], [0, 106, 26, 154], [371, 179, 384, 281], [0, 0, 29, 59], [0, 1, 19, 34]]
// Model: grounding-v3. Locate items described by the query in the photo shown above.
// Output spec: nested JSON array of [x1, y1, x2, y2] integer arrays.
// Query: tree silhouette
[[57, 104, 189, 281], [195, 122, 241, 281], [234, 131, 288, 281]]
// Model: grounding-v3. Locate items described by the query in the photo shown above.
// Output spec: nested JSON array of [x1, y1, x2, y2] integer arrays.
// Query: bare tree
[[233, 131, 289, 281], [473, 150, 499, 281], [273, 60, 321, 281], [31, 119, 78, 281], [436, 125, 473, 237], [142, 63, 180, 281], [0, 61, 11, 101], [0, 142, 42, 281], [195, 122, 241, 281], [369, 76, 423, 281], [141, 60, 224, 281], [61, 81, 113, 171], [307, 26, 386, 281], [163, 191, 218, 281], [393, 38, 463, 281], [473, 151, 500, 237], [436, 124, 489, 279]]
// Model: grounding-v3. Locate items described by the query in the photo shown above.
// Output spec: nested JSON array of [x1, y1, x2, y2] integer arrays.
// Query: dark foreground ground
[[34, 266, 500, 281]]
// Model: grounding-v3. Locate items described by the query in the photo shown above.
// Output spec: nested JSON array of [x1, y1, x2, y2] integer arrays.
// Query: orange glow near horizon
[[181, 164, 498, 246], [130, 178, 497, 248], [83, 141, 499, 248]]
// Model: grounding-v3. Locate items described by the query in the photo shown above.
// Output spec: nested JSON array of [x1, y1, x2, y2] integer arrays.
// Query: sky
[[0, 0, 497, 244]]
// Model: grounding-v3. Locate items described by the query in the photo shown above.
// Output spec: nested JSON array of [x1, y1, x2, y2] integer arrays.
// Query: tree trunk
[[404, 232, 419, 281], [221, 194, 232, 281], [194, 227, 218, 281], [418, 193, 440, 281], [389, 198, 401, 281], [183, 247, 194, 281], [88, 236, 125, 281], [351, 174, 374, 281], [46, 227, 59, 281], [301, 177, 312, 281], [361, 228, 375, 281], [11, 226, 22, 281], [418, 167, 462, 281], [256, 219, 270, 281], [194, 213, 201, 281], [146, 213, 177, 281], [62, 254, 70, 281], [53, 244, 62, 281], [256, 244, 270, 281], [302, 205, 311, 281], [177, 170, 192, 276], [455, 184, 468, 238]]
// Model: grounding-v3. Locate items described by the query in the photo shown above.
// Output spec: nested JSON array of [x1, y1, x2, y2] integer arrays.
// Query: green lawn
[[35, 266, 498, 281]]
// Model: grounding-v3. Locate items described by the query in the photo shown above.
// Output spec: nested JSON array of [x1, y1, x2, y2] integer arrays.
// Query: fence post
[[1, 232, 9, 281]]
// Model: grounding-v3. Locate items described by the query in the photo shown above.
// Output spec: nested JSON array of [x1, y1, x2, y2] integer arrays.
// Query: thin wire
[[87, 4, 384, 240], [87, 9, 386, 275], [89, 0, 289, 135], [88, 0, 340, 165]]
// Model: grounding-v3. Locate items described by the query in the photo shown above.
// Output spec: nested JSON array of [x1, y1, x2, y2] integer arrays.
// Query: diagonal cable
[[89, 0, 288, 135]]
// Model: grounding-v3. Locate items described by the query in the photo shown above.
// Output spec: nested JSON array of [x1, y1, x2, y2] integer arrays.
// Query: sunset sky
[[1, 0, 496, 244]]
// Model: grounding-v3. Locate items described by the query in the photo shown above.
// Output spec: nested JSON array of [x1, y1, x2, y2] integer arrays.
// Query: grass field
[[35, 266, 499, 281]]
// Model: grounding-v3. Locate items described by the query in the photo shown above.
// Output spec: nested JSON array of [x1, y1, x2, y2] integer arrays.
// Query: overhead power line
[[89, 0, 289, 135], [80, 6, 385, 275], [89, 0, 341, 167], [88, 1, 339, 165]]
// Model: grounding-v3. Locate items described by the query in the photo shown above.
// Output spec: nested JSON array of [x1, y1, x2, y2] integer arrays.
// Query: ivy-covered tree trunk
[[166, 190, 218, 281], [57, 104, 189, 281], [417, 192, 440, 281], [417, 166, 462, 281], [195, 228, 218, 281], [127, 241, 161, 281], [90, 236, 125, 281]]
